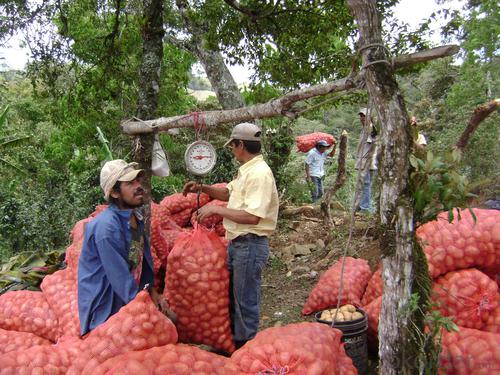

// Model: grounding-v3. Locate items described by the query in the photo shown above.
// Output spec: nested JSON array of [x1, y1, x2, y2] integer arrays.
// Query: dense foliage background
[[0, 0, 498, 262]]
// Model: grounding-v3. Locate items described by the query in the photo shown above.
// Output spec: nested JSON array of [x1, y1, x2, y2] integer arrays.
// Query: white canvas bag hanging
[[151, 133, 170, 177]]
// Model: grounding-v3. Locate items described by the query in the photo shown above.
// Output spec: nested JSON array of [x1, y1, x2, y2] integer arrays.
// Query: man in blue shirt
[[305, 140, 336, 202], [77, 159, 167, 336]]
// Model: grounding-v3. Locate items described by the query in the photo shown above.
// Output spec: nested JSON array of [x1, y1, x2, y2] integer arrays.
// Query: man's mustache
[[134, 188, 145, 196]]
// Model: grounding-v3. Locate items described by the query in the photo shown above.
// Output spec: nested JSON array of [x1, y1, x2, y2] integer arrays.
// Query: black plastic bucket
[[315, 308, 368, 374]]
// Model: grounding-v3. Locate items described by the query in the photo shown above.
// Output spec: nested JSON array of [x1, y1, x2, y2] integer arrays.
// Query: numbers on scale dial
[[185, 141, 217, 176]]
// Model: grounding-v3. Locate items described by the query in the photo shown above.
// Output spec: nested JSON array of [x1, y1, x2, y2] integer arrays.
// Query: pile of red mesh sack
[[303, 257, 372, 315], [416, 208, 500, 278], [0, 327, 51, 355]]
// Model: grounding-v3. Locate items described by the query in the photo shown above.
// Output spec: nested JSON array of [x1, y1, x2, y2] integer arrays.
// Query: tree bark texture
[[175, 0, 244, 110], [121, 45, 458, 135], [321, 130, 348, 225], [134, 0, 164, 233], [346, 0, 429, 373], [194, 40, 245, 109]]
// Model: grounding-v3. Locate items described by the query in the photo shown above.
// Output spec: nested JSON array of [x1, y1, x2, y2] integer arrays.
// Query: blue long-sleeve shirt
[[77, 204, 154, 336]]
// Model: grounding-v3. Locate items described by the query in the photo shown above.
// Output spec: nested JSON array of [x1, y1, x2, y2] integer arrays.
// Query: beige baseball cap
[[100, 159, 144, 201], [358, 108, 368, 116], [224, 122, 262, 147]]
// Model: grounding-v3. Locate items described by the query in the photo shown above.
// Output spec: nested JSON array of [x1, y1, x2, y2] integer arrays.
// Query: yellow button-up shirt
[[224, 155, 279, 240]]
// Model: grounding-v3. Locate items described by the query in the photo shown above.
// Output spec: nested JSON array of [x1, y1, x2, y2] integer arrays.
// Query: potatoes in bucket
[[319, 304, 364, 322]]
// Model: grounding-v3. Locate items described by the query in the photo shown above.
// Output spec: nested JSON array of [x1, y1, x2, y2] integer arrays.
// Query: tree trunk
[[346, 0, 431, 373], [194, 39, 245, 110], [134, 0, 164, 233]]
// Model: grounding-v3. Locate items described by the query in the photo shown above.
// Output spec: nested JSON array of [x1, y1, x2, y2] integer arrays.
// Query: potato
[[351, 311, 364, 320], [342, 312, 353, 321], [340, 304, 356, 313]]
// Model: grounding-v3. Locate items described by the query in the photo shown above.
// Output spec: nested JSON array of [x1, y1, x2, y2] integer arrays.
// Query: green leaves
[[0, 249, 65, 295], [409, 148, 475, 223]]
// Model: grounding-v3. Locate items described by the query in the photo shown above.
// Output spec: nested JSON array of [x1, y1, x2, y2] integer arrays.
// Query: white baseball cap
[[100, 159, 144, 201], [224, 122, 262, 147]]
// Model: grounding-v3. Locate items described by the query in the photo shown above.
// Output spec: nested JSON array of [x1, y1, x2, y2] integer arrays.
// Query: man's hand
[[197, 204, 220, 222], [182, 181, 201, 196], [150, 288, 177, 324]]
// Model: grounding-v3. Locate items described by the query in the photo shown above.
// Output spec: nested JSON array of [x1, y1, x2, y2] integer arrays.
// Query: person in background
[[355, 108, 378, 213], [305, 139, 336, 203], [411, 116, 428, 151], [183, 122, 279, 350], [77, 160, 171, 336]]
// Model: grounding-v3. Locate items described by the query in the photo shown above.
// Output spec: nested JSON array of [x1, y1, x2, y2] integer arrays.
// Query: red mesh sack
[[66, 290, 178, 374], [191, 199, 227, 228], [361, 265, 383, 306], [224, 322, 357, 375], [416, 208, 500, 278], [151, 203, 186, 265], [0, 290, 60, 342], [0, 328, 52, 355], [0, 340, 78, 375], [160, 192, 210, 214], [482, 294, 500, 334], [480, 266, 500, 289], [215, 222, 226, 237], [296, 132, 336, 153], [172, 207, 195, 227], [66, 205, 108, 270], [41, 268, 80, 338], [92, 343, 228, 375], [439, 326, 500, 374], [365, 296, 382, 349], [165, 225, 234, 352], [432, 268, 498, 329], [302, 257, 372, 315]]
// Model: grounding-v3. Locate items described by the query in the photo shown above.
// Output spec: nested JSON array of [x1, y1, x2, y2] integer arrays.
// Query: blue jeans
[[310, 176, 323, 202], [359, 170, 374, 211], [227, 234, 269, 343]]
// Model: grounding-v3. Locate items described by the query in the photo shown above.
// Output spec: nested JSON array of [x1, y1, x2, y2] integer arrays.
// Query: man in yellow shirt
[[183, 122, 279, 349]]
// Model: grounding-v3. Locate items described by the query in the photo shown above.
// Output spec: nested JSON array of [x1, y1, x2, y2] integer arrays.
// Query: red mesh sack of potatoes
[[302, 257, 372, 315], [0, 328, 52, 355], [0, 341, 76, 375], [160, 192, 210, 213], [151, 203, 186, 265], [41, 268, 80, 338], [362, 264, 383, 306], [66, 290, 178, 374], [224, 322, 357, 375], [439, 326, 500, 374], [172, 207, 196, 227], [66, 205, 108, 270], [0, 290, 60, 342], [216, 222, 226, 237], [365, 295, 382, 348], [92, 343, 228, 375], [480, 266, 500, 289], [416, 208, 500, 278], [191, 199, 227, 228], [165, 225, 234, 352], [295, 132, 336, 153], [432, 268, 498, 329], [482, 294, 500, 334]]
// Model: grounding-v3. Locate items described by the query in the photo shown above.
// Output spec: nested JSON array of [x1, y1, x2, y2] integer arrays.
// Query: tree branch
[[121, 44, 459, 134], [455, 99, 499, 150], [321, 130, 348, 225]]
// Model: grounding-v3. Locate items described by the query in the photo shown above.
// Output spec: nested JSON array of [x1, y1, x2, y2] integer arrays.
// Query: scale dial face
[[184, 140, 217, 176]]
